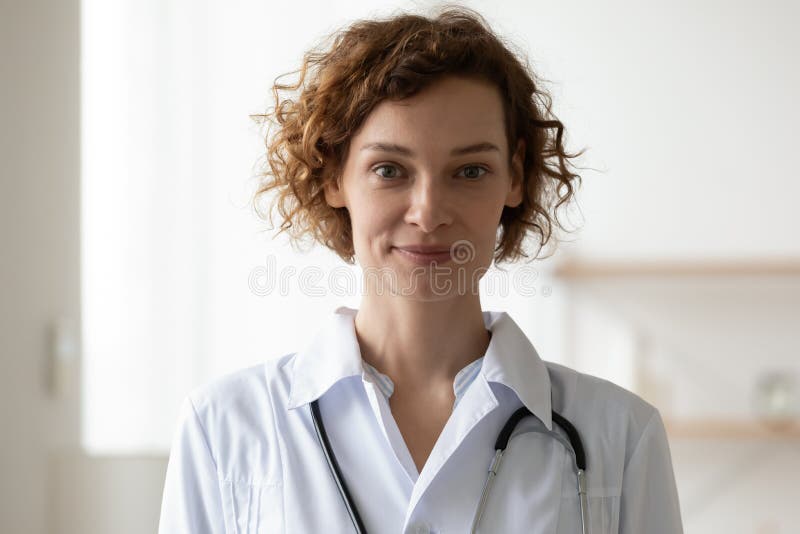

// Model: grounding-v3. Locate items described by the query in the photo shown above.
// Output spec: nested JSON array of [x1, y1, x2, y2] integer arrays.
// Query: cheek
[[463, 197, 503, 232], [463, 200, 505, 259], [348, 198, 395, 247]]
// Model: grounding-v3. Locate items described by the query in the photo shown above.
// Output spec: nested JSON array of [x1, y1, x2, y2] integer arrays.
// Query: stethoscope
[[310, 398, 589, 534]]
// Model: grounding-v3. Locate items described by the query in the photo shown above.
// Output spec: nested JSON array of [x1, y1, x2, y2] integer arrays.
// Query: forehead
[[351, 76, 508, 153]]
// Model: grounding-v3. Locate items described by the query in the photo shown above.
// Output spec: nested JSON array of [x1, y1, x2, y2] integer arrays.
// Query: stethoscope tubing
[[310, 399, 367, 533], [310, 399, 588, 534]]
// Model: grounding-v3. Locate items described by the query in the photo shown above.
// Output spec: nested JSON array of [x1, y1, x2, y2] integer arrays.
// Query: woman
[[159, 7, 683, 533]]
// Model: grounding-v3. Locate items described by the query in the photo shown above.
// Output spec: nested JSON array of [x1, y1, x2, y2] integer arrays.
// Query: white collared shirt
[[362, 355, 485, 484], [158, 306, 684, 533]]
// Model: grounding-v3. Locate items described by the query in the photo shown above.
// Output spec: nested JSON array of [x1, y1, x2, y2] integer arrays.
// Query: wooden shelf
[[553, 256, 800, 441], [553, 258, 800, 279], [663, 417, 800, 439]]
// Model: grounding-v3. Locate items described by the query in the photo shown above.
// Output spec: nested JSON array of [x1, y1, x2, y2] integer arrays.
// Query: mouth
[[393, 245, 453, 265]]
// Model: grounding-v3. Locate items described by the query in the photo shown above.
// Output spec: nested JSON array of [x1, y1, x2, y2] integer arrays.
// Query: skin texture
[[324, 75, 525, 473]]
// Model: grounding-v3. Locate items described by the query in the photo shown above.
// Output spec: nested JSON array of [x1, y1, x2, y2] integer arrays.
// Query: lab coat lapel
[[403, 310, 554, 524], [404, 368, 500, 524]]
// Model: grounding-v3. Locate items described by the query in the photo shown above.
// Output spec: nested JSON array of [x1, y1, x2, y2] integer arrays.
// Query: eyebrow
[[359, 141, 501, 157]]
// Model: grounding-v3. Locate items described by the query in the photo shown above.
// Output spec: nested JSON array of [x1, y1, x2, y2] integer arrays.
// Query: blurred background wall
[[1, 0, 85, 532], [1, 0, 798, 533]]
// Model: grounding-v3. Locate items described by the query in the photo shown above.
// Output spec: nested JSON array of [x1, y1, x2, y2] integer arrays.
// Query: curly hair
[[251, 5, 585, 265]]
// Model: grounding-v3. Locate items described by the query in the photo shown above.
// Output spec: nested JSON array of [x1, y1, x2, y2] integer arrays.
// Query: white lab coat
[[158, 306, 684, 533]]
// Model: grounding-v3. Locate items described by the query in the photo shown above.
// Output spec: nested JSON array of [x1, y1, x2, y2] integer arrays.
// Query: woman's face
[[325, 75, 525, 300]]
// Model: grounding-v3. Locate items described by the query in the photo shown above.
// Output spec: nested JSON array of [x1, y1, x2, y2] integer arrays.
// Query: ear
[[505, 138, 525, 208], [323, 172, 347, 208]]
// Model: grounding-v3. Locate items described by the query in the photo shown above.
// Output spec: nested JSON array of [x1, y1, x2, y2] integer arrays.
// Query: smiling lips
[[393, 244, 454, 264]]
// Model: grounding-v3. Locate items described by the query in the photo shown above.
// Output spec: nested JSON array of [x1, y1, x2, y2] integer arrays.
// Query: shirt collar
[[286, 305, 553, 431]]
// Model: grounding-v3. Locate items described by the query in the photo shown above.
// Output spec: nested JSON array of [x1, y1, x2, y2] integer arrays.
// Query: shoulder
[[543, 360, 668, 486], [180, 352, 298, 485], [188, 352, 297, 417], [545, 360, 658, 430]]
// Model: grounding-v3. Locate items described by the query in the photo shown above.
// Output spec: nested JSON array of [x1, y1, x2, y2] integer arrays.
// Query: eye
[[371, 163, 406, 180], [457, 165, 489, 180]]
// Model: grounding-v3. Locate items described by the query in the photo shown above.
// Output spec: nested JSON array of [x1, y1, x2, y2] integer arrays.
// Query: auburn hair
[[251, 5, 585, 265]]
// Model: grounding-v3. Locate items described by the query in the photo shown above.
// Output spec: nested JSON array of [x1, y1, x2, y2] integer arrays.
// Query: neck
[[354, 293, 491, 395]]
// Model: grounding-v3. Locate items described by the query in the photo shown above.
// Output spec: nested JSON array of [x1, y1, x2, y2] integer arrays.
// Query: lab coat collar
[[286, 306, 365, 410], [480, 309, 554, 431], [286, 305, 553, 431]]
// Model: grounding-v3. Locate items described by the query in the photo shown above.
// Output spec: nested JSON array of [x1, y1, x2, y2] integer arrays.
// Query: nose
[[403, 174, 453, 233]]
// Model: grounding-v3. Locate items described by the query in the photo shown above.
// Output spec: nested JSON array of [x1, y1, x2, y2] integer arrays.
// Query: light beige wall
[[1, 2, 168, 532], [51, 452, 167, 534], [1, 0, 82, 532]]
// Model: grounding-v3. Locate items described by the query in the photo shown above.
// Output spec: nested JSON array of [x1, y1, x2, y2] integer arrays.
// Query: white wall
[[518, 0, 800, 259], [77, 0, 800, 457]]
